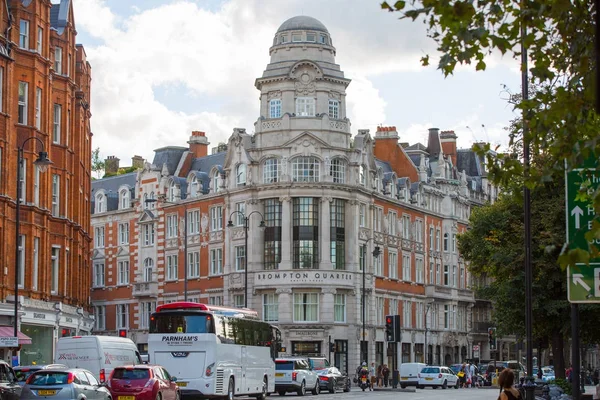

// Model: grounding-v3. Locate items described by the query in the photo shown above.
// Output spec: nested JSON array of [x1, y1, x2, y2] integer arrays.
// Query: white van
[[399, 362, 426, 388], [54, 336, 142, 382]]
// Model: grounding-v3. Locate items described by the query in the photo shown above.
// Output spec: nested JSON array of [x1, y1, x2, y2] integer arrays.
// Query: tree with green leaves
[[91, 147, 104, 180], [380, 0, 600, 264]]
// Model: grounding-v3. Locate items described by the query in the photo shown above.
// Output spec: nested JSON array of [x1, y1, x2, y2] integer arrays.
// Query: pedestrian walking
[[382, 364, 390, 387]]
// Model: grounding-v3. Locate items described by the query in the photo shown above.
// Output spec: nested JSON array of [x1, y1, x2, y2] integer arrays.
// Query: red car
[[107, 365, 180, 400]]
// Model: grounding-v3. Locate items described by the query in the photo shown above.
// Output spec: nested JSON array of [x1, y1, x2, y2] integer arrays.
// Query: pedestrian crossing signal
[[118, 329, 127, 338]]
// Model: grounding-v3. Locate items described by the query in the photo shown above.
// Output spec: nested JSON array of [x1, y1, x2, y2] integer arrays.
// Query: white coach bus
[[148, 302, 279, 399]]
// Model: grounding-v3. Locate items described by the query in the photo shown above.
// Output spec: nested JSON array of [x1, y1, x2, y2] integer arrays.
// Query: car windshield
[[15, 368, 40, 382], [112, 368, 150, 380], [309, 359, 329, 370], [30, 372, 70, 386], [275, 361, 293, 371], [421, 367, 440, 373]]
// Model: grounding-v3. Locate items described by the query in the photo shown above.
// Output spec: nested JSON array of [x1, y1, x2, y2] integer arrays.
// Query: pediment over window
[[138, 210, 156, 223], [92, 249, 105, 260], [281, 131, 331, 151], [116, 246, 129, 257]]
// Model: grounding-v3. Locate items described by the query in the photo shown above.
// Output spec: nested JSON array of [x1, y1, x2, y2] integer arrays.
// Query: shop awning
[[0, 326, 32, 345]]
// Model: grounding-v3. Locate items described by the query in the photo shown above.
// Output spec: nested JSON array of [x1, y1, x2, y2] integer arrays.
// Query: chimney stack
[[440, 130, 458, 166], [104, 156, 120, 175], [131, 155, 145, 169], [188, 131, 210, 159]]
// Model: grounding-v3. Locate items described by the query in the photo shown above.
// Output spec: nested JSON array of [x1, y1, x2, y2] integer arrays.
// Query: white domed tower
[[254, 16, 352, 148]]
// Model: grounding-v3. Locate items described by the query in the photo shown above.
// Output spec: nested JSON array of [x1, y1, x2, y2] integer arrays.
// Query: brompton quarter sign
[[254, 270, 354, 287], [566, 157, 600, 303]]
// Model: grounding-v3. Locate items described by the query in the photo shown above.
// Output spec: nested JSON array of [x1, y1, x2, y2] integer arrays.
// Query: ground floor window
[[20, 324, 53, 365], [291, 341, 321, 356]]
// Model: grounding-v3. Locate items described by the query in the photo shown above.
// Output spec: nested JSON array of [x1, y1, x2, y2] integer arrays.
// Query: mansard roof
[[50, 0, 71, 35], [456, 149, 483, 177], [152, 146, 187, 176]]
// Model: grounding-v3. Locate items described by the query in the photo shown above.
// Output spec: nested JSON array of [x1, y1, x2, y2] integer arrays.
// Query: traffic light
[[385, 315, 395, 341], [118, 329, 128, 338], [329, 342, 335, 353], [488, 327, 497, 350]]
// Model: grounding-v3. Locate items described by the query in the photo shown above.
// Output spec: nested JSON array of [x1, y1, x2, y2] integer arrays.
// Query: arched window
[[329, 158, 345, 183], [236, 164, 246, 186], [212, 170, 220, 193], [443, 233, 449, 252], [292, 157, 320, 182], [374, 168, 383, 192], [143, 193, 148, 209], [190, 175, 199, 198], [119, 189, 130, 210], [390, 178, 397, 198], [168, 181, 177, 202], [143, 258, 154, 282], [359, 165, 366, 186], [95, 193, 105, 213], [263, 158, 280, 183]]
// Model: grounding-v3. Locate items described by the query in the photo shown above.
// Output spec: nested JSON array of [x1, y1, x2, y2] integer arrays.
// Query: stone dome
[[276, 16, 329, 33]]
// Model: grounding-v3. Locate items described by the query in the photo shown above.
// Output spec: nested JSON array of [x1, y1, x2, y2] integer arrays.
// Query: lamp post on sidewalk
[[424, 302, 433, 365], [227, 210, 265, 308], [15, 137, 53, 339], [360, 238, 381, 363], [145, 197, 189, 301]]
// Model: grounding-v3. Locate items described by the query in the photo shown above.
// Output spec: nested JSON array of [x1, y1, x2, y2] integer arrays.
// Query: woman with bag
[[497, 368, 521, 400]]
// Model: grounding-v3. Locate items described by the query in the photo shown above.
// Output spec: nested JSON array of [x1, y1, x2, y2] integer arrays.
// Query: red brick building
[[0, 0, 93, 365]]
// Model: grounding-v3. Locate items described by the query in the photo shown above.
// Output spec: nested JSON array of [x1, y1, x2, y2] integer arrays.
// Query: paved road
[[267, 387, 501, 400]]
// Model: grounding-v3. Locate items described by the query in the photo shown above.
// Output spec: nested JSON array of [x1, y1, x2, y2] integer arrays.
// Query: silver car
[[20, 368, 112, 400]]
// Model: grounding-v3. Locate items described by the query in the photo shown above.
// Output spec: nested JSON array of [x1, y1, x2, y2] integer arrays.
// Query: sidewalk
[[371, 386, 417, 393]]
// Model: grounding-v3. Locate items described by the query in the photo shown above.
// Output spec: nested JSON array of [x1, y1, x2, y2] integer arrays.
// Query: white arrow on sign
[[573, 273, 591, 292], [571, 206, 584, 229]]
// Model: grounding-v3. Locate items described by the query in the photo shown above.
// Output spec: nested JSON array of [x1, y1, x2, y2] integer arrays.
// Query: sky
[[69, 0, 522, 165]]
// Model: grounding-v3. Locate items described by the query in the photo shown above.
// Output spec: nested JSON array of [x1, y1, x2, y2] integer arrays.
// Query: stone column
[[346, 200, 359, 271], [321, 287, 335, 323], [319, 197, 332, 267], [279, 197, 292, 269], [277, 288, 293, 323]]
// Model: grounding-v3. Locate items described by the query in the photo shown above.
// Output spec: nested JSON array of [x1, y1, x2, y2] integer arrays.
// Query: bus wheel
[[256, 377, 268, 400], [227, 377, 235, 400]]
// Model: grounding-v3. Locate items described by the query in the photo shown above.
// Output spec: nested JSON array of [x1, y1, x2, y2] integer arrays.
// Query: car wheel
[[227, 377, 235, 400], [297, 380, 306, 396], [442, 380, 447, 389], [278, 392, 286, 396], [156, 393, 162, 400], [311, 380, 319, 395], [256, 377, 268, 400], [175, 391, 181, 400], [455, 381, 459, 389], [433, 385, 438, 389], [343, 379, 350, 393], [400, 384, 406, 389]]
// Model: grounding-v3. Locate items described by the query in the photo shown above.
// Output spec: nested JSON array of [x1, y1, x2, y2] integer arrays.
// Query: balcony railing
[[132, 281, 158, 297]]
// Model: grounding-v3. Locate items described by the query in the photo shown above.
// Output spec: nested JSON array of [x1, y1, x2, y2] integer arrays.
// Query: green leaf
[[476, 60, 486, 71]]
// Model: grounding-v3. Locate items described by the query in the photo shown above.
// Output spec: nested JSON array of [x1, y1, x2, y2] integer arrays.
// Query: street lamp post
[[227, 211, 265, 308], [424, 302, 432, 365], [145, 198, 188, 301], [14, 137, 53, 339], [360, 238, 380, 363]]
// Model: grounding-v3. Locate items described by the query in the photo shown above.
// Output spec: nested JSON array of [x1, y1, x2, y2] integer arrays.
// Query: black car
[[315, 367, 351, 393], [0, 360, 21, 400]]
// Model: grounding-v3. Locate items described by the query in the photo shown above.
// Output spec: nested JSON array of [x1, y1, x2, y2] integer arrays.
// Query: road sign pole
[[571, 304, 581, 399]]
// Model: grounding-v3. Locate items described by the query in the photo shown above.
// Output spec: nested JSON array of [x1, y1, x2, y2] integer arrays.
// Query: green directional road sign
[[566, 159, 600, 303]]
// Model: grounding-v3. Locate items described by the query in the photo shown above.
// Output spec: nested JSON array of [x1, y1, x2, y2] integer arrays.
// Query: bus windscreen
[[149, 312, 214, 334]]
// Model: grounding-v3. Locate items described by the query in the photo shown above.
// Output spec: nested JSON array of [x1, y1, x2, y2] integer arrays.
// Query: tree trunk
[[552, 330, 566, 379]]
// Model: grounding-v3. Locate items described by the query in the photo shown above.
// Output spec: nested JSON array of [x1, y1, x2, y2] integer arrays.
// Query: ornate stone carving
[[276, 288, 292, 294], [320, 196, 333, 203], [295, 81, 316, 95], [329, 91, 341, 100], [330, 121, 347, 131], [262, 120, 282, 130], [267, 91, 281, 100], [278, 196, 291, 203], [201, 213, 209, 233]]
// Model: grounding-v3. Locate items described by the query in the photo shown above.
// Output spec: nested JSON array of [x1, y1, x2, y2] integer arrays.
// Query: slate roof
[[91, 173, 136, 215], [190, 152, 226, 173], [152, 146, 188, 176], [456, 149, 482, 177], [50, 0, 70, 35]]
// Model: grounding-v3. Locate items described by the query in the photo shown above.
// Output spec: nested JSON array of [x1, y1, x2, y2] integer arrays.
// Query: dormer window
[[269, 99, 281, 118], [296, 97, 315, 117], [471, 180, 477, 191], [95, 193, 106, 213], [212, 170, 220, 193], [168, 181, 177, 202], [328, 99, 339, 119], [236, 164, 246, 187], [306, 33, 316, 42], [390, 180, 397, 198], [119, 189, 130, 210], [359, 165, 366, 186], [292, 34, 302, 42], [190, 176, 199, 197], [143, 193, 148, 209]]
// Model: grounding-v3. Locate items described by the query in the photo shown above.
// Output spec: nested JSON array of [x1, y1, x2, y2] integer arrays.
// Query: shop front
[[20, 324, 54, 365]]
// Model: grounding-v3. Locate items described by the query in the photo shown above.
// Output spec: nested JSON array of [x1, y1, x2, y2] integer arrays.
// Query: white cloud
[[72, 0, 515, 163]]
